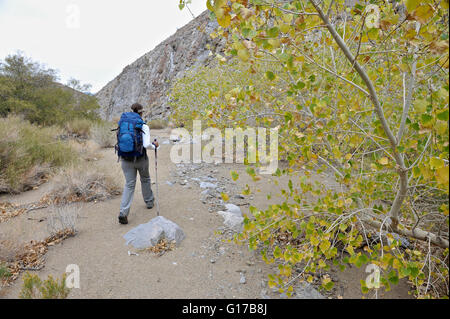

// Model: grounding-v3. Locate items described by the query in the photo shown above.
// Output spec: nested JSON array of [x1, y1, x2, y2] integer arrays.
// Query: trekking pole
[[152, 139, 160, 216]]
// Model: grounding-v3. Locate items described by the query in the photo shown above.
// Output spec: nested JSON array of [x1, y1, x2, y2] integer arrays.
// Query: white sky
[[0, 0, 207, 93]]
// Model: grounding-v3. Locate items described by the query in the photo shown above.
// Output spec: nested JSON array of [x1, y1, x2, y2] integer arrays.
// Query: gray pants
[[119, 156, 154, 217]]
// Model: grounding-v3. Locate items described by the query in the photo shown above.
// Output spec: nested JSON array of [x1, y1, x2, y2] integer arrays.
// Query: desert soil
[[0, 128, 412, 299]]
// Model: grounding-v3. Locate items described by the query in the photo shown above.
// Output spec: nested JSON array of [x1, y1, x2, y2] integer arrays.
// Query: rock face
[[95, 11, 221, 121]]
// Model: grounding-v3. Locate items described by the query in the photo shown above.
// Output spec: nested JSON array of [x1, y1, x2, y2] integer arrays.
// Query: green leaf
[[437, 110, 449, 121], [267, 27, 279, 38], [265, 71, 276, 81], [230, 170, 239, 181], [388, 270, 399, 285], [273, 246, 282, 258], [421, 114, 433, 123]]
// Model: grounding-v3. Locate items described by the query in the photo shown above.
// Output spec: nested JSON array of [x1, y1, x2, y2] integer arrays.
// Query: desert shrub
[[0, 263, 11, 281], [0, 115, 77, 193], [49, 164, 121, 204], [46, 205, 80, 236], [68, 139, 102, 162], [91, 122, 116, 148], [147, 119, 168, 129], [19, 272, 70, 299], [64, 118, 93, 138]]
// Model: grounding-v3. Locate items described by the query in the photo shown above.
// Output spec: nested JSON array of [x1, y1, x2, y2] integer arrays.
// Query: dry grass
[[64, 118, 93, 138], [48, 164, 121, 205], [0, 115, 76, 194], [91, 122, 116, 148], [68, 139, 102, 162], [2, 229, 77, 286], [46, 205, 80, 236], [147, 119, 168, 129]]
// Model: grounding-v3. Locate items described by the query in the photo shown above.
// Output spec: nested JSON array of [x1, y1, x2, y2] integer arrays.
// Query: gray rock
[[224, 203, 242, 216], [239, 273, 246, 284], [123, 216, 185, 249], [200, 182, 217, 189], [294, 282, 325, 299], [217, 211, 244, 233]]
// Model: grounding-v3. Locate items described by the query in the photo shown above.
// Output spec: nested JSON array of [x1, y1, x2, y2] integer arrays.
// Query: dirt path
[[0, 128, 412, 299]]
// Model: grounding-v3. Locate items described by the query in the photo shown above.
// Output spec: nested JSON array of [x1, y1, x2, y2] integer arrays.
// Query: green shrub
[[19, 272, 70, 299], [0, 115, 77, 193], [0, 263, 11, 280]]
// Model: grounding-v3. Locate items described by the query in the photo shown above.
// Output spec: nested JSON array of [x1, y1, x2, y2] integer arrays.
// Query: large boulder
[[123, 216, 185, 249]]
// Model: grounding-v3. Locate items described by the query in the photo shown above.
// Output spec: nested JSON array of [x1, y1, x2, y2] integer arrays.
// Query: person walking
[[116, 103, 159, 224]]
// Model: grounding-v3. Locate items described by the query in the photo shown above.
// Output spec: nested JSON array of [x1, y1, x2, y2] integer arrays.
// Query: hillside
[[95, 11, 222, 121]]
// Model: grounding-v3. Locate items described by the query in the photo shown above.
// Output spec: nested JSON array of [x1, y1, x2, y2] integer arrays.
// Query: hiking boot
[[118, 215, 128, 224], [146, 201, 154, 209]]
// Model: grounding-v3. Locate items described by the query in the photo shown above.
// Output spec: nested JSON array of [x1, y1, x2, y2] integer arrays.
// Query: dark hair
[[131, 103, 143, 114]]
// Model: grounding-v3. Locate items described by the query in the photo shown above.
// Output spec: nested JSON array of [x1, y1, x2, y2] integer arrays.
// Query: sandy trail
[[0, 128, 411, 299]]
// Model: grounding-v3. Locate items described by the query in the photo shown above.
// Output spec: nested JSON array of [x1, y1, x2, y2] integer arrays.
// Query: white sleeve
[[142, 124, 155, 149]]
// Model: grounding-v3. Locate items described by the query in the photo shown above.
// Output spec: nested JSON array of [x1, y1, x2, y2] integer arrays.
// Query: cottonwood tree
[[178, 0, 449, 298]]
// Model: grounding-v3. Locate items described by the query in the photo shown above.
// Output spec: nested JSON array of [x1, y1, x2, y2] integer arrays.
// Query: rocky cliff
[[95, 11, 221, 121]]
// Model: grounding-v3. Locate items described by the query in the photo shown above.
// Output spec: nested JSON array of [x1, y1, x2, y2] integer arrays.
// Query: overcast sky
[[0, 0, 207, 93]]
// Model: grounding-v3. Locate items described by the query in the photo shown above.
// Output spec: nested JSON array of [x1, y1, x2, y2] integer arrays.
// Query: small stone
[[239, 273, 246, 284], [210, 259, 216, 264], [200, 182, 217, 189], [246, 261, 255, 266]]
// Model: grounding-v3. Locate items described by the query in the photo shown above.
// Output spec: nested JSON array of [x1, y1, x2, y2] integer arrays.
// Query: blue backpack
[[115, 112, 146, 160]]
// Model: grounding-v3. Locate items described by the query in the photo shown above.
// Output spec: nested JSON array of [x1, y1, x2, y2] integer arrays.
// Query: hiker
[[115, 103, 159, 225]]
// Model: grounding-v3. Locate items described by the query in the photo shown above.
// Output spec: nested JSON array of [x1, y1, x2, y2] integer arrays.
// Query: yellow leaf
[[414, 5, 434, 24], [345, 153, 352, 160], [346, 245, 355, 255], [405, 0, 420, 12], [436, 166, 449, 186], [430, 157, 444, 169], [337, 199, 344, 208], [378, 157, 389, 165], [217, 13, 231, 28], [221, 192, 229, 201], [237, 48, 249, 62]]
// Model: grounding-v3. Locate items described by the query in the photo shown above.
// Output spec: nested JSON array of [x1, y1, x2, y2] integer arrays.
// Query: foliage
[[0, 53, 100, 126], [178, 0, 449, 298], [19, 272, 70, 299], [0, 115, 77, 193], [0, 263, 12, 280]]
